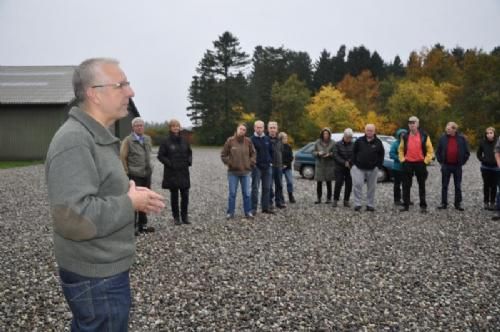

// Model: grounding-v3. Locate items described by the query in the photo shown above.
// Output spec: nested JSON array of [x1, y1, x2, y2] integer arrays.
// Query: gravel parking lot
[[0, 147, 499, 331]]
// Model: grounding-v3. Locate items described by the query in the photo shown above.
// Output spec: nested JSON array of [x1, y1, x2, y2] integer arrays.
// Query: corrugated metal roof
[[0, 66, 75, 104]]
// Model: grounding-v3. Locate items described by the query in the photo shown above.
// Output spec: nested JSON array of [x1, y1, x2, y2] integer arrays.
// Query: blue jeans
[[251, 166, 271, 212], [227, 173, 251, 216], [59, 269, 131, 332], [441, 164, 462, 206], [270, 166, 285, 206], [283, 167, 294, 194]]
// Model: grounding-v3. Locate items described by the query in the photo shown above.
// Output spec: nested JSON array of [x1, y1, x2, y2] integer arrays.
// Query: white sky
[[1, 0, 499, 126]]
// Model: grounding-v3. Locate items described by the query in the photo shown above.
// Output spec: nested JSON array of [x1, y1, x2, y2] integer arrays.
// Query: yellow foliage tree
[[306, 84, 363, 133], [387, 77, 450, 139], [364, 111, 397, 136]]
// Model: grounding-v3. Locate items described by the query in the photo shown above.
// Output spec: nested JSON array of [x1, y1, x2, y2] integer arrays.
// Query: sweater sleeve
[[46, 144, 134, 242]]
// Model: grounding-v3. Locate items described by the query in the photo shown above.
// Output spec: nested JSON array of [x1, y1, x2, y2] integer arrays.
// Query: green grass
[[0, 160, 44, 169]]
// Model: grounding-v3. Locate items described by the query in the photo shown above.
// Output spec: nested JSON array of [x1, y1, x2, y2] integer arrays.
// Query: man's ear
[[86, 87, 99, 105]]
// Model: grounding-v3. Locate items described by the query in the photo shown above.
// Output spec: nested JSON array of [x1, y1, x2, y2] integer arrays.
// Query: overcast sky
[[1, 0, 499, 126]]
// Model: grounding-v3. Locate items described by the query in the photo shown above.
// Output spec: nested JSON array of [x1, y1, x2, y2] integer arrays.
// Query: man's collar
[[254, 132, 265, 137], [69, 107, 119, 145]]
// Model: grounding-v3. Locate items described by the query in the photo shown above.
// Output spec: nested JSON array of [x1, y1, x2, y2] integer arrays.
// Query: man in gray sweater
[[45, 58, 164, 331]]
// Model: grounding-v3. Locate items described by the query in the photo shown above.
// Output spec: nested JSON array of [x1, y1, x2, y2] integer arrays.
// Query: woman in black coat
[[158, 119, 192, 225], [476, 127, 498, 210]]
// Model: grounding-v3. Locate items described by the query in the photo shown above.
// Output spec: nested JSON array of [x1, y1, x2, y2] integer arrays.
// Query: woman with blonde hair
[[158, 119, 192, 225]]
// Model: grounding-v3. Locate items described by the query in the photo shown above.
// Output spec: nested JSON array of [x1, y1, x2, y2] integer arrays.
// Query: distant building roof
[[0, 65, 75, 104]]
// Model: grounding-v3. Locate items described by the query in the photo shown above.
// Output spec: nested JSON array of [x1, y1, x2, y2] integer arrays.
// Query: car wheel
[[377, 167, 388, 182], [301, 165, 315, 180]]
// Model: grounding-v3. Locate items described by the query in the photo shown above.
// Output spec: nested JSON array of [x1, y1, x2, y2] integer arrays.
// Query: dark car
[[293, 133, 396, 182]]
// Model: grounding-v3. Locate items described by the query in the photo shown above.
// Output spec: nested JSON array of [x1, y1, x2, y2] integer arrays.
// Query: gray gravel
[[0, 147, 499, 331]]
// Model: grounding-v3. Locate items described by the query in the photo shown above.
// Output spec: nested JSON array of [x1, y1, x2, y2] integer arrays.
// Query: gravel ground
[[0, 147, 499, 331]]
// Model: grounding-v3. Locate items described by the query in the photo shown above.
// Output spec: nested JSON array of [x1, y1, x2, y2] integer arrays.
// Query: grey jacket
[[45, 107, 135, 278], [269, 135, 283, 168], [120, 133, 153, 178], [313, 138, 336, 182]]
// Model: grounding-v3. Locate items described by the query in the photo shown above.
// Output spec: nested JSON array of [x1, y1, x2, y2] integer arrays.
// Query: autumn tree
[[387, 78, 450, 139], [337, 70, 380, 116], [306, 85, 363, 133]]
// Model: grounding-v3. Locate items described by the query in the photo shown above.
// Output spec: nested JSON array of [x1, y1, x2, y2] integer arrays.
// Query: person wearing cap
[[351, 124, 385, 211], [398, 116, 434, 213], [120, 117, 155, 235], [389, 128, 408, 206], [333, 128, 354, 207], [436, 122, 470, 211]]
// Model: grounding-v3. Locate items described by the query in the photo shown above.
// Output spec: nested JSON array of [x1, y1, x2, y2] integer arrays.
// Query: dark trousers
[[481, 169, 497, 204], [441, 164, 463, 206], [128, 175, 151, 231], [170, 188, 189, 221], [402, 162, 428, 208], [392, 169, 404, 203], [317, 181, 332, 200], [270, 167, 285, 206], [333, 167, 352, 201], [251, 166, 271, 211]]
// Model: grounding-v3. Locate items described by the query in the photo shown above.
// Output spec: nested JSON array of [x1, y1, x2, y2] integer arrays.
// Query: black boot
[[288, 192, 296, 203]]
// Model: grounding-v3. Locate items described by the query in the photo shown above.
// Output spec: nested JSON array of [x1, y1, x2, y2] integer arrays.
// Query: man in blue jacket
[[250, 120, 274, 214], [436, 122, 470, 210]]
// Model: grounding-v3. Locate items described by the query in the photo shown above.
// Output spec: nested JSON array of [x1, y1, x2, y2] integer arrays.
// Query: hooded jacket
[[313, 128, 336, 181], [389, 128, 407, 171]]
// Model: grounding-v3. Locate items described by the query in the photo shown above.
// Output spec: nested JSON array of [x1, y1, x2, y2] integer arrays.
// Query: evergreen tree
[[312, 49, 333, 92]]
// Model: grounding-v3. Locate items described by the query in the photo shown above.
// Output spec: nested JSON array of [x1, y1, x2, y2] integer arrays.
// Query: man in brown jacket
[[221, 124, 256, 219]]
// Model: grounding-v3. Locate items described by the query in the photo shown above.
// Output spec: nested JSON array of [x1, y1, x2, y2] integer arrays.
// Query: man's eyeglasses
[[91, 81, 131, 89]]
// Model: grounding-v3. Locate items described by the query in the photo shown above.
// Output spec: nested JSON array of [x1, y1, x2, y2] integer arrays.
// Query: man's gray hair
[[73, 58, 119, 103], [132, 117, 144, 126], [344, 128, 353, 137]]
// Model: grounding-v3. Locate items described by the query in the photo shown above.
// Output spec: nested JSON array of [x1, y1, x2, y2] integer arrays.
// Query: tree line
[[186, 31, 500, 146]]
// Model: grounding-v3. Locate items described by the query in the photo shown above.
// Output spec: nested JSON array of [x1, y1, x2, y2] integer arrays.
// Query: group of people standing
[[46, 58, 500, 331], [219, 116, 500, 220], [220, 121, 295, 219]]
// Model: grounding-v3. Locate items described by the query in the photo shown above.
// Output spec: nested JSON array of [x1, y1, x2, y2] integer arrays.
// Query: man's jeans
[[227, 173, 251, 216], [59, 269, 131, 332], [283, 167, 294, 194], [441, 163, 463, 206], [251, 166, 271, 212], [270, 166, 285, 206]]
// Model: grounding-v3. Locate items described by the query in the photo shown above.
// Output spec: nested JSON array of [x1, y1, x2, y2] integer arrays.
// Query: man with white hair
[[435, 122, 470, 211], [398, 116, 434, 213], [120, 117, 155, 234], [351, 124, 385, 211], [333, 128, 354, 207], [45, 58, 165, 330]]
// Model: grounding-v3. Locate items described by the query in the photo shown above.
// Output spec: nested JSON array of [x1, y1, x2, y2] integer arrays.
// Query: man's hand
[[127, 181, 165, 214]]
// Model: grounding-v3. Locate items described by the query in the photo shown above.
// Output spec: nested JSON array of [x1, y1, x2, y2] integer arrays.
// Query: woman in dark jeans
[[158, 119, 192, 225], [477, 127, 498, 210]]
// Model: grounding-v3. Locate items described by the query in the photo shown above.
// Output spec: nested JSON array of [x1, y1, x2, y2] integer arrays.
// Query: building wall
[[0, 105, 67, 160]]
